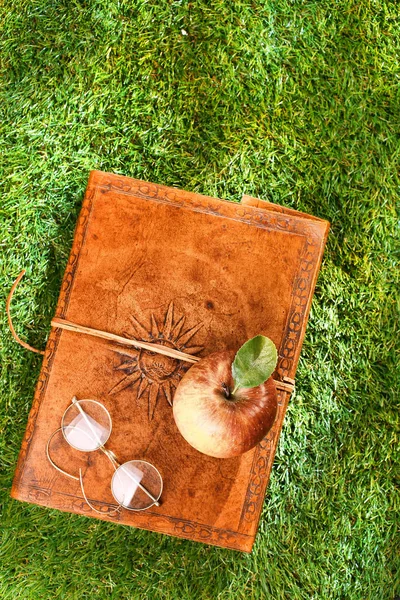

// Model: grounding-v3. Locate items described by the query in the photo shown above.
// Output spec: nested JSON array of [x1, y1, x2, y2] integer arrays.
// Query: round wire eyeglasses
[[46, 397, 163, 515]]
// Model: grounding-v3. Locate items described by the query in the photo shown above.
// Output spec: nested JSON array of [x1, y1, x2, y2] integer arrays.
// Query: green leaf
[[232, 335, 278, 391]]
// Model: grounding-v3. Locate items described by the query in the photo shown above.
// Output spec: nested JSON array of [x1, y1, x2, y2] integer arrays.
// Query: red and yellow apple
[[173, 350, 277, 458]]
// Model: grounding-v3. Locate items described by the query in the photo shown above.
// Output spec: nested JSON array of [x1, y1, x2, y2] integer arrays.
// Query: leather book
[[11, 171, 329, 552]]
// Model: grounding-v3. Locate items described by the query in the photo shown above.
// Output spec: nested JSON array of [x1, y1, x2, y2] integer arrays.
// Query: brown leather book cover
[[11, 171, 329, 552]]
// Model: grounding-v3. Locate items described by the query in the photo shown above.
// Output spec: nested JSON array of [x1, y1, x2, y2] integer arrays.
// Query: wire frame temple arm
[[79, 469, 122, 517], [46, 428, 79, 481]]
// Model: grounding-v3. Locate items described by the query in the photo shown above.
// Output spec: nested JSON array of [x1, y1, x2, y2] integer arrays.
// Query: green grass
[[1, 0, 399, 598]]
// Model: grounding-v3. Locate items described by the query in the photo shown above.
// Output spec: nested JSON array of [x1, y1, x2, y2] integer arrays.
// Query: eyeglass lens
[[111, 460, 162, 510], [62, 399, 111, 452]]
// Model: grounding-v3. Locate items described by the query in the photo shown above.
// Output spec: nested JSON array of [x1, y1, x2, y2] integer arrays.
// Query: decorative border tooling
[[98, 175, 319, 238], [238, 389, 288, 533], [56, 184, 97, 319], [171, 518, 250, 551], [25, 484, 124, 520], [276, 235, 320, 380], [20, 480, 252, 551]]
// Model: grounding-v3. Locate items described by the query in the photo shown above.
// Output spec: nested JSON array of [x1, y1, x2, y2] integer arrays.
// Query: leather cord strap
[[7, 270, 295, 393], [6, 270, 45, 355], [274, 378, 296, 394], [51, 317, 199, 364]]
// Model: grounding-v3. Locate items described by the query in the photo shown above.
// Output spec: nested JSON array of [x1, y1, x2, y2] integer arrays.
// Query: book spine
[[10, 171, 99, 499]]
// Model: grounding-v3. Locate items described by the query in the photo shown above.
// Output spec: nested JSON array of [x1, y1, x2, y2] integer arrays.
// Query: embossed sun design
[[109, 302, 203, 419]]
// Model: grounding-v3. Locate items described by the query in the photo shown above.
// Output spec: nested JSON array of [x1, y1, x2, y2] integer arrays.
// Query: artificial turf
[[1, 0, 399, 598]]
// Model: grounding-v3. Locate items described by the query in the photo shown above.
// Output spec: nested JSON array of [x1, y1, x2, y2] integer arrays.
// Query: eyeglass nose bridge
[[100, 446, 119, 469]]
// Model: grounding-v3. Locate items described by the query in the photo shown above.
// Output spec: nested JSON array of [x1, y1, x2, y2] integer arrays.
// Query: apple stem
[[221, 382, 232, 399], [232, 383, 240, 395]]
